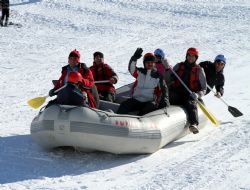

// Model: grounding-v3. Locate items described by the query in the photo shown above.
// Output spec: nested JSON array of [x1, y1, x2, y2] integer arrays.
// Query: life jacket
[[173, 62, 201, 92]]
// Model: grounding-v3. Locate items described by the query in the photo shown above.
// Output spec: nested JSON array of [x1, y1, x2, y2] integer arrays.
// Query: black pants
[[117, 98, 157, 116], [169, 90, 199, 126], [1, 8, 9, 21], [99, 91, 115, 102]]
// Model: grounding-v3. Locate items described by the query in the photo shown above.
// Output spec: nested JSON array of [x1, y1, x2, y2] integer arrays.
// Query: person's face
[[68, 56, 79, 67], [94, 55, 104, 65], [186, 54, 197, 64], [145, 61, 155, 70], [214, 61, 225, 72], [154, 55, 162, 62]]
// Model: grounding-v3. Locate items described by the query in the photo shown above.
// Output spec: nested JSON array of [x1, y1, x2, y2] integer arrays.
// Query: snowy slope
[[0, 0, 250, 189]]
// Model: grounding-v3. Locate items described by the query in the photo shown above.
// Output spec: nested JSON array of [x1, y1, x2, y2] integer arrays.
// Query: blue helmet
[[154, 48, 165, 60], [214, 54, 226, 64]]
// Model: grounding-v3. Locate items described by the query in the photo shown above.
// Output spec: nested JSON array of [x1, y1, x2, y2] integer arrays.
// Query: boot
[[0, 19, 3, 27], [189, 125, 199, 134]]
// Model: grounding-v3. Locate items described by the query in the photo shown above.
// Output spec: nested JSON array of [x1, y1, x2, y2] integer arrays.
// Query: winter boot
[[0, 19, 3, 27], [189, 125, 199, 134]]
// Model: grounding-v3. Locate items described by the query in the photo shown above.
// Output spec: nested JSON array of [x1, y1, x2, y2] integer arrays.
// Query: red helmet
[[67, 72, 83, 84], [143, 53, 156, 63], [69, 49, 80, 62], [186, 47, 199, 57]]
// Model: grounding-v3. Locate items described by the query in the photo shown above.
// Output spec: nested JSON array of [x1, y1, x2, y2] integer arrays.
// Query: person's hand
[[190, 92, 199, 100], [49, 88, 56, 97], [214, 92, 222, 98], [109, 77, 116, 84], [133, 48, 143, 60]]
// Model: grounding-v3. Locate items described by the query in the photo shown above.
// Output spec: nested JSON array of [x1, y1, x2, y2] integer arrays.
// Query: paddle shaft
[[94, 80, 110, 84], [206, 85, 229, 107], [48, 84, 67, 97], [170, 67, 193, 95]]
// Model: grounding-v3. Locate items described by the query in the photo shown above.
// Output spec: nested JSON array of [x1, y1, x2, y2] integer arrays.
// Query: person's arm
[[196, 68, 207, 98], [81, 69, 94, 88], [104, 64, 119, 84], [128, 48, 143, 78], [215, 74, 225, 96], [158, 78, 170, 108]]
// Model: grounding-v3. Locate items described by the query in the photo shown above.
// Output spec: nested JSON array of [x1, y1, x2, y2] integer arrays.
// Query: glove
[[190, 92, 199, 100], [49, 88, 56, 97], [109, 77, 116, 84], [132, 48, 143, 60], [214, 92, 221, 98]]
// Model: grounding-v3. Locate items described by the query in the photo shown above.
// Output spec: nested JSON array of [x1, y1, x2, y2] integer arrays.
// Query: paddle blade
[[27, 97, 46, 109], [198, 101, 220, 127], [228, 106, 243, 117]]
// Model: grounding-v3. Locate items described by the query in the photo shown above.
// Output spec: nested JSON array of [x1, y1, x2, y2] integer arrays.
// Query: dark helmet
[[154, 48, 165, 60], [214, 54, 226, 64], [93, 51, 104, 58], [143, 53, 156, 63], [69, 49, 80, 62], [186, 47, 199, 57], [67, 72, 83, 84]]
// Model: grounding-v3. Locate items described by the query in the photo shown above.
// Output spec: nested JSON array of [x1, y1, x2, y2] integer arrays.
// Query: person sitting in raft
[[117, 48, 170, 116], [154, 48, 172, 87], [169, 48, 207, 134], [48, 49, 96, 108], [47, 71, 90, 107], [90, 51, 118, 102]]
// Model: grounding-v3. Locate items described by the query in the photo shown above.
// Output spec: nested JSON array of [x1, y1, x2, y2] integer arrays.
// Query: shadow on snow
[[0, 134, 198, 184], [11, 0, 42, 6], [0, 135, 146, 184]]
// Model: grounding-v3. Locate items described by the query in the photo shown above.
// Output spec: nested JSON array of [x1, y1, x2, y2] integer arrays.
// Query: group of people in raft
[[48, 47, 226, 134]]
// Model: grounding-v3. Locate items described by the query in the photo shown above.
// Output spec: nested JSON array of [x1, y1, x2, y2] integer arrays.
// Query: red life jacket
[[173, 62, 201, 92]]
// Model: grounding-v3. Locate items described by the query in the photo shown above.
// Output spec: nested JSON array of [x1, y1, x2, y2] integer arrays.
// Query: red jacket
[[54, 63, 96, 108], [90, 62, 118, 94]]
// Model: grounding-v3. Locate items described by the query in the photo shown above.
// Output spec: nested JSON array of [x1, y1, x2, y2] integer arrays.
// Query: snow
[[1, 0, 250, 189]]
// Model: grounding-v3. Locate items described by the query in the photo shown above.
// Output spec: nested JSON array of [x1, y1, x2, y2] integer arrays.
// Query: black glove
[[49, 88, 56, 97], [132, 48, 143, 60]]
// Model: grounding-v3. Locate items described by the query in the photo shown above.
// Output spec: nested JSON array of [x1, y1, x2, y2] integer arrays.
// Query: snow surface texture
[[0, 0, 250, 189]]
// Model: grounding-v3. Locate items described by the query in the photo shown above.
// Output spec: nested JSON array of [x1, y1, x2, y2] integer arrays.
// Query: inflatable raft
[[30, 84, 207, 154]]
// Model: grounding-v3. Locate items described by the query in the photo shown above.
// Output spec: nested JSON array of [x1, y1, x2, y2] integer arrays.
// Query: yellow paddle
[[170, 67, 220, 126], [27, 85, 67, 109], [197, 101, 219, 126]]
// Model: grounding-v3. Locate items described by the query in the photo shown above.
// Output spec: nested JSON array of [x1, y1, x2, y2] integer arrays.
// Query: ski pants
[[1, 8, 9, 21], [169, 90, 199, 126]]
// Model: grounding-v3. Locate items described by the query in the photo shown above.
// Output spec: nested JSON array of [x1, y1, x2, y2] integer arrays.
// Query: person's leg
[[169, 90, 184, 105], [117, 98, 139, 114], [45, 99, 58, 108], [184, 99, 199, 134], [0, 10, 4, 26], [101, 91, 115, 102], [4, 8, 9, 26], [138, 101, 157, 116]]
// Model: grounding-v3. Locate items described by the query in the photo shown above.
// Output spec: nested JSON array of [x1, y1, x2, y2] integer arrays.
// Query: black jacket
[[199, 61, 225, 95], [57, 83, 87, 106], [1, 0, 9, 9]]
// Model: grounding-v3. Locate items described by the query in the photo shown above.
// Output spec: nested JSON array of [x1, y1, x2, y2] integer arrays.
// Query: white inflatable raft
[[30, 84, 207, 154]]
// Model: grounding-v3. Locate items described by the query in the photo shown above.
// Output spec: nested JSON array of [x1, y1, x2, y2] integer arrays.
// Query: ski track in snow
[[0, 0, 250, 189]]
